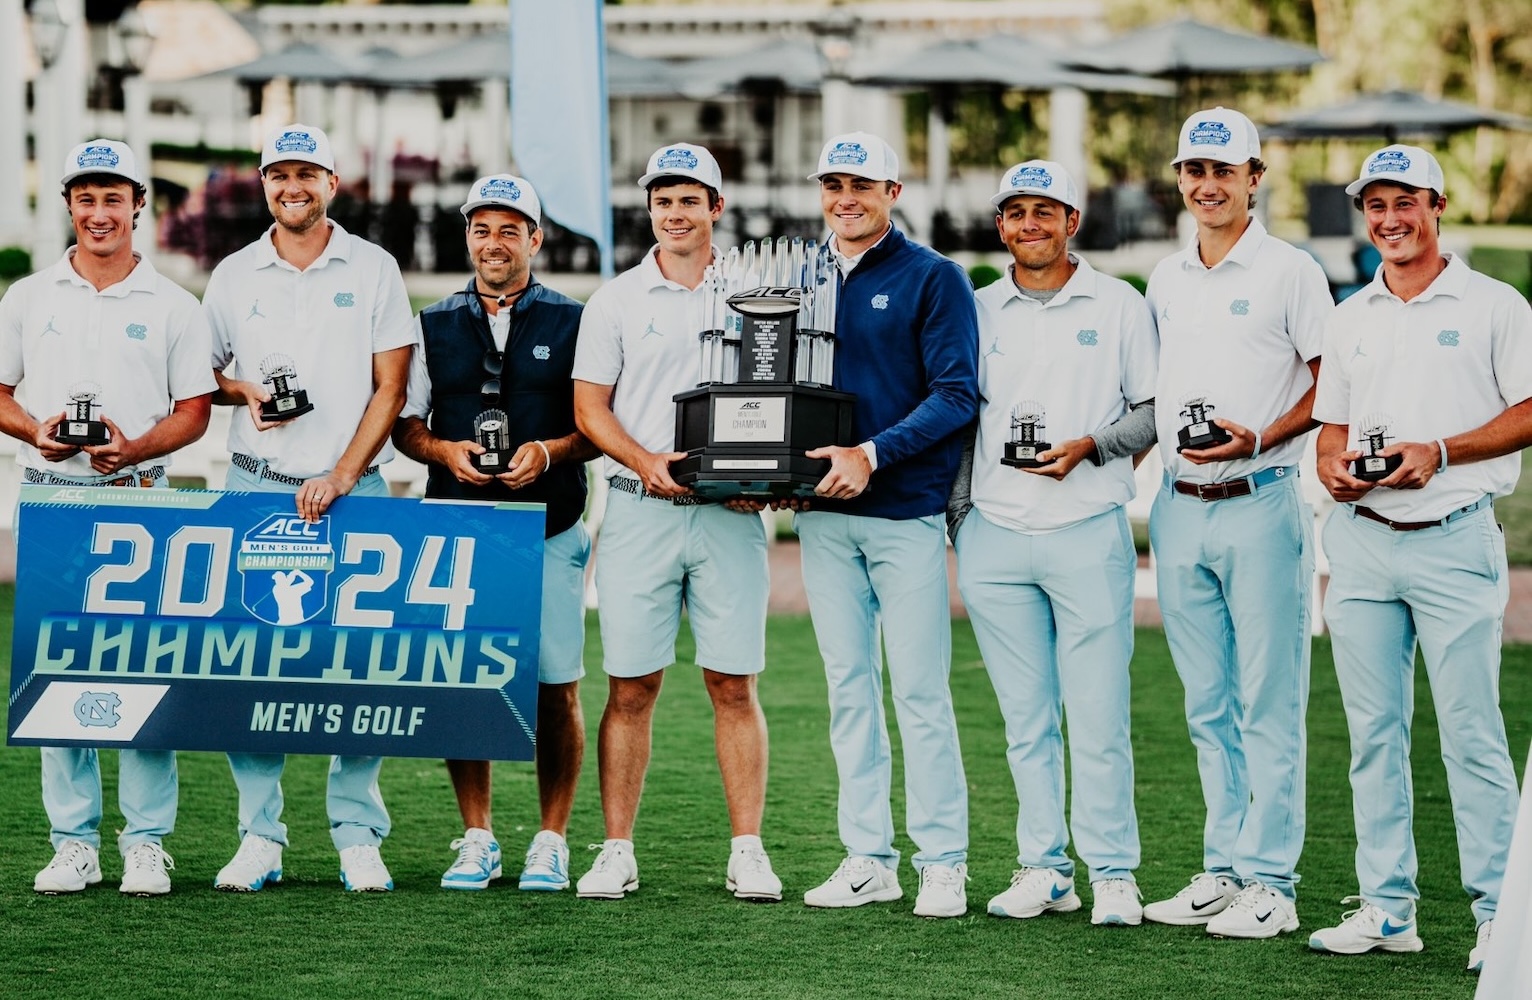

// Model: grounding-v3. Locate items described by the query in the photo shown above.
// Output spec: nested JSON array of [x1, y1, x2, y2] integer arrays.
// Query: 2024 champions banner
[[6, 486, 545, 761]]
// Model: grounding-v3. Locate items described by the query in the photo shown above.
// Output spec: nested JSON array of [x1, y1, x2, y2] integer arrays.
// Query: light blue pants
[[538, 520, 591, 684], [1149, 473, 1312, 899], [797, 511, 967, 871], [223, 463, 392, 850], [1323, 503, 1518, 926], [22, 469, 178, 852], [957, 507, 1139, 883]]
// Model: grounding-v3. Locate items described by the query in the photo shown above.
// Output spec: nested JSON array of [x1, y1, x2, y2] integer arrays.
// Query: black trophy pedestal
[[1177, 422, 1232, 452], [1353, 453, 1403, 482], [473, 450, 512, 474], [1002, 441, 1051, 469], [261, 391, 314, 422], [671, 383, 856, 500], [56, 420, 109, 446]]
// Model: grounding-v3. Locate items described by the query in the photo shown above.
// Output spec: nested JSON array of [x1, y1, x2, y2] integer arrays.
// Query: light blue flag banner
[[511, 0, 614, 277], [6, 487, 545, 761]]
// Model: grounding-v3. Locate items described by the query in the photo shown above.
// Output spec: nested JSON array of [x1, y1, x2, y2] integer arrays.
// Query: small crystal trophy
[[473, 409, 513, 473], [1351, 414, 1403, 482], [1001, 402, 1051, 468], [56, 381, 109, 445], [1177, 395, 1232, 452], [259, 354, 314, 421]]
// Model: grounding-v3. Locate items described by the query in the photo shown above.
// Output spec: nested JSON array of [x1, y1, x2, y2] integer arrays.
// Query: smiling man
[[393, 174, 596, 892], [1308, 145, 1531, 973], [202, 123, 415, 893], [0, 139, 214, 896], [948, 160, 1157, 927], [795, 131, 978, 918], [571, 143, 779, 902], [1142, 108, 1332, 938]]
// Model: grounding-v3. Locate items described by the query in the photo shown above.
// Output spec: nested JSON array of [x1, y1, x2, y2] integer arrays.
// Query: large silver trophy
[[671, 236, 856, 499]]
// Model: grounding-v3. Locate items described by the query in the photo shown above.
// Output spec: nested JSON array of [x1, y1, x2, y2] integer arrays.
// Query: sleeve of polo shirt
[[369, 255, 417, 354], [399, 316, 433, 420], [1143, 260, 1168, 338], [165, 295, 219, 401], [571, 286, 624, 386], [204, 265, 235, 372], [867, 259, 979, 467], [1310, 311, 1351, 426], [1285, 255, 1332, 363], [1119, 287, 1159, 406], [0, 283, 24, 385], [1490, 286, 1532, 408]]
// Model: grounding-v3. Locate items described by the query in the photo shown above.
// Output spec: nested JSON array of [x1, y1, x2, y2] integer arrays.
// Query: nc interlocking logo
[[274, 131, 318, 155], [871, 294, 889, 310], [481, 177, 521, 201], [1438, 330, 1460, 346], [73, 691, 122, 729], [1229, 299, 1251, 316], [238, 514, 336, 626], [532, 345, 551, 360], [1369, 149, 1412, 175], [1188, 121, 1232, 147], [827, 142, 868, 166], [334, 292, 355, 308], [126, 323, 147, 341], [1077, 329, 1098, 346], [77, 144, 121, 170]]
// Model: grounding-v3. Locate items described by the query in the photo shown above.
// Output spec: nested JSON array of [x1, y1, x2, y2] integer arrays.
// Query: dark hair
[[62, 174, 148, 229], [646, 179, 721, 210]]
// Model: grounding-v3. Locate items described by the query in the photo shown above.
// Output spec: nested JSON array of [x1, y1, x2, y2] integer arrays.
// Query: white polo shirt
[[573, 246, 708, 481], [204, 222, 416, 479], [0, 250, 215, 476], [1148, 217, 1331, 481], [1313, 253, 1532, 520], [971, 256, 1158, 533]]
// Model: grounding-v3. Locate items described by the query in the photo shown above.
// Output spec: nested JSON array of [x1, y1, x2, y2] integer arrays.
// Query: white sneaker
[[1205, 881, 1299, 938], [1469, 919, 1493, 973], [727, 844, 782, 902], [986, 867, 1080, 919], [442, 828, 501, 891], [338, 844, 394, 892], [576, 840, 639, 899], [214, 834, 283, 892], [34, 840, 102, 894], [120, 842, 174, 896], [518, 830, 569, 892], [913, 862, 969, 918], [1143, 872, 1240, 925], [1308, 897, 1423, 955], [1091, 878, 1143, 926], [803, 856, 902, 908]]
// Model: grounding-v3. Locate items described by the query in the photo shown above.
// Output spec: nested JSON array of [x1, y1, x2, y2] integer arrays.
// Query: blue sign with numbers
[[6, 487, 545, 761]]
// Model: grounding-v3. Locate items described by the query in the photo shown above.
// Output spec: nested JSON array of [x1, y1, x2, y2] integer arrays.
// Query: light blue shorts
[[593, 488, 768, 678], [538, 520, 590, 685]]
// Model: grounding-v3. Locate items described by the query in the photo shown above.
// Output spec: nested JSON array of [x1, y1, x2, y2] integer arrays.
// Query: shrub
[[0, 246, 31, 280]]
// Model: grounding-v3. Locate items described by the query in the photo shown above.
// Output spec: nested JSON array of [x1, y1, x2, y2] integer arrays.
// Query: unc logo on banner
[[827, 142, 868, 166], [481, 177, 521, 201], [274, 131, 318, 155], [239, 514, 336, 625], [1369, 149, 1411, 175], [1188, 121, 1232, 147], [77, 144, 121, 169], [656, 147, 699, 171], [1011, 166, 1053, 189], [73, 691, 122, 728]]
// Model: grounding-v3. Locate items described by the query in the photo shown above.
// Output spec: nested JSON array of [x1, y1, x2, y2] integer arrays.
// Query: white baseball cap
[[991, 160, 1081, 213], [260, 124, 336, 173], [809, 132, 900, 183], [1172, 107, 1262, 166], [1345, 144, 1445, 198], [638, 143, 723, 192], [460, 173, 542, 226], [61, 139, 141, 188]]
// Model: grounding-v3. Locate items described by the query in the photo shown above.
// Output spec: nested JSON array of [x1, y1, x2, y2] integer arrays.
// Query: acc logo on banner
[[238, 513, 336, 625]]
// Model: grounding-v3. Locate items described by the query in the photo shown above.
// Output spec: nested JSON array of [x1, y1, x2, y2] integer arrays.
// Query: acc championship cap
[[260, 123, 336, 173], [1345, 144, 1445, 198], [809, 131, 900, 183], [1172, 107, 1262, 166], [61, 139, 141, 188], [638, 143, 723, 191], [991, 160, 1081, 213], [460, 174, 542, 226]]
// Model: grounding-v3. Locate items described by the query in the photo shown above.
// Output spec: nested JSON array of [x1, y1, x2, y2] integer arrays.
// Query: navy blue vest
[[416, 279, 586, 538]]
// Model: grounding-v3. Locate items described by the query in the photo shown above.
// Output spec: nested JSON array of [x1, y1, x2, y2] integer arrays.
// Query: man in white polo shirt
[[0, 139, 214, 896], [1307, 146, 1530, 973], [949, 161, 1157, 927], [571, 143, 779, 902], [203, 123, 414, 893], [1141, 108, 1332, 938]]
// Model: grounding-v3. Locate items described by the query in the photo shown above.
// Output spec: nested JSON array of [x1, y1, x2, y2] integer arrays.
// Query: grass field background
[[1, 584, 1528, 999]]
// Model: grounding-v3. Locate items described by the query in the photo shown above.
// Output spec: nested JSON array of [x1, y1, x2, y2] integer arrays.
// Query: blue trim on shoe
[[213, 867, 282, 892]]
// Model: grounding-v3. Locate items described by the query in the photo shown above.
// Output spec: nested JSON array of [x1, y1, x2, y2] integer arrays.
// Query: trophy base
[[261, 391, 313, 422], [672, 383, 857, 501], [55, 420, 110, 446], [1352, 453, 1403, 482], [1001, 441, 1051, 469], [1177, 423, 1232, 452], [473, 450, 512, 474]]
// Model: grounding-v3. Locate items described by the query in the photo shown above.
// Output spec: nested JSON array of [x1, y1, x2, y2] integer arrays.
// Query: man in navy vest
[[394, 174, 596, 892]]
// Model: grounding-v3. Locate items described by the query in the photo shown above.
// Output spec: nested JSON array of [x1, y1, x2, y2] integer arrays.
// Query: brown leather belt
[[1171, 465, 1293, 502], [1354, 498, 1489, 532]]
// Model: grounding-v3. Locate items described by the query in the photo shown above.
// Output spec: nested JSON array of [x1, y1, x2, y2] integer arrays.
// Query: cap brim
[[808, 169, 896, 182], [460, 200, 539, 224], [60, 169, 139, 188], [637, 170, 718, 190], [991, 189, 1077, 212]]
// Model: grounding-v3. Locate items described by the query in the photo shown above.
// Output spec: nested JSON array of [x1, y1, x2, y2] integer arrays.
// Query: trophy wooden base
[[261, 391, 314, 422]]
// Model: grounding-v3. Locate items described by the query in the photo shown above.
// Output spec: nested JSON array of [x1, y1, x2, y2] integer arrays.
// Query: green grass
[[1, 584, 1526, 999]]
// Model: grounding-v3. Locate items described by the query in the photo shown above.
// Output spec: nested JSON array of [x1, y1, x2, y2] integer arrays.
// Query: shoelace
[[231, 837, 272, 867], [343, 847, 388, 875], [1176, 872, 1223, 899], [1095, 878, 1136, 899], [832, 856, 874, 882], [922, 865, 968, 890], [51, 841, 95, 871], [1011, 867, 1057, 892], [586, 844, 627, 872], [126, 844, 174, 872], [734, 847, 771, 875], [1224, 883, 1271, 913], [450, 838, 493, 871], [524, 839, 563, 872]]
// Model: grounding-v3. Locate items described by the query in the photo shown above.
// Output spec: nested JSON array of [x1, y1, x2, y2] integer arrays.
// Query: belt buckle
[[1195, 482, 1225, 502]]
